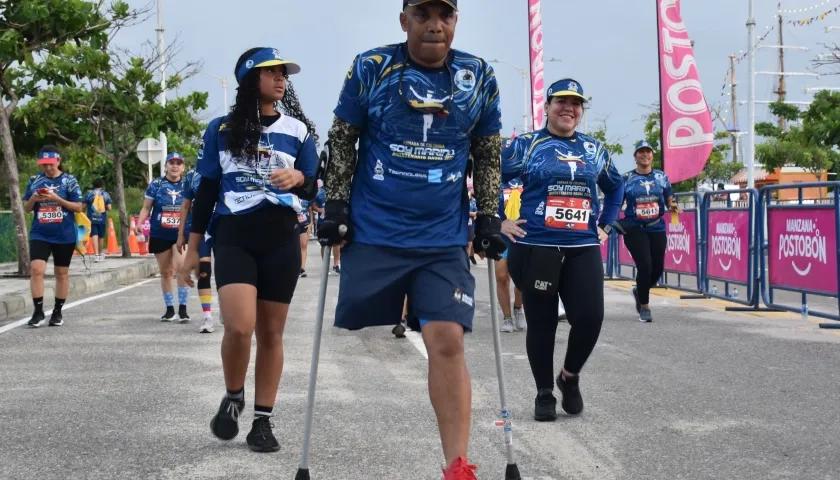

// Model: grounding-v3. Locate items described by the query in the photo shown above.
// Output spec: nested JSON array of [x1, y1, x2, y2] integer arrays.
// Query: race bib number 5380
[[544, 197, 590, 231], [38, 206, 64, 224]]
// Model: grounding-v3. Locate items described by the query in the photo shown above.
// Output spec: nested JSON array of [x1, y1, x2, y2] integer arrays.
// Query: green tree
[[0, 0, 136, 274], [754, 99, 840, 182], [589, 118, 625, 157], [18, 43, 208, 257]]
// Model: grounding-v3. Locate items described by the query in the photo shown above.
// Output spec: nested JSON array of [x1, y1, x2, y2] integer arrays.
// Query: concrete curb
[[0, 259, 160, 322]]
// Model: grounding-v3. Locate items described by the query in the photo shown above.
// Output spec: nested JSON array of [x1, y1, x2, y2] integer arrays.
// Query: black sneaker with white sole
[[161, 308, 176, 322], [246, 416, 281, 452], [556, 373, 584, 415], [210, 395, 244, 441], [178, 306, 190, 323], [48, 311, 64, 326], [28, 311, 46, 328]]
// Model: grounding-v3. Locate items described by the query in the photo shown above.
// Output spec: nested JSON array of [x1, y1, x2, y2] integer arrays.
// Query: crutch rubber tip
[[294, 468, 310, 480], [505, 463, 522, 480]]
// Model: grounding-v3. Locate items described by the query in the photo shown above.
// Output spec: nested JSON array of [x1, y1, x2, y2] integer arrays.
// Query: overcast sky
[[116, 0, 840, 172]]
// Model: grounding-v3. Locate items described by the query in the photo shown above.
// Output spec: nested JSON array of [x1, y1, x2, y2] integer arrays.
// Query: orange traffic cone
[[86, 237, 95, 255], [107, 218, 120, 255], [128, 217, 139, 254]]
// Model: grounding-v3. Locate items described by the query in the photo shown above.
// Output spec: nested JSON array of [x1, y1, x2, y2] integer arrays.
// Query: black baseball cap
[[403, 0, 458, 10]]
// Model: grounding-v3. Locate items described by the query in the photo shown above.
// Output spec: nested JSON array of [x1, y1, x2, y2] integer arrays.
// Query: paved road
[[2, 241, 839, 479]]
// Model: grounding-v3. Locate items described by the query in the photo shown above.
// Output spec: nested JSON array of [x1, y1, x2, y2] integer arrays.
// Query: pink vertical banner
[[767, 208, 838, 295], [705, 210, 750, 283], [657, 0, 714, 183], [528, 0, 545, 131], [664, 211, 698, 274]]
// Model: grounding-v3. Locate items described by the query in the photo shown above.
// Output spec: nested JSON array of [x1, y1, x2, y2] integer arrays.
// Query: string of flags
[[787, 4, 838, 25]]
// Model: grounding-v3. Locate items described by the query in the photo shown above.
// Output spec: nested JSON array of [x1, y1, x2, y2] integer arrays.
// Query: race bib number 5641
[[545, 197, 590, 231]]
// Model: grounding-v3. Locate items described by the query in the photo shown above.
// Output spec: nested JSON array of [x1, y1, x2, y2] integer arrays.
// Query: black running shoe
[[246, 416, 280, 452], [210, 395, 244, 441], [28, 311, 46, 328], [161, 308, 176, 322], [178, 306, 190, 323], [300, 269, 307, 278], [556, 373, 584, 415], [406, 315, 421, 332], [534, 389, 557, 422], [392, 321, 406, 338], [48, 310, 64, 327], [631, 286, 641, 314], [639, 306, 653, 323]]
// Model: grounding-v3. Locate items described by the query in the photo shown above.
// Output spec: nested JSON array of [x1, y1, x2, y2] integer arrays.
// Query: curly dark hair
[[226, 47, 320, 164]]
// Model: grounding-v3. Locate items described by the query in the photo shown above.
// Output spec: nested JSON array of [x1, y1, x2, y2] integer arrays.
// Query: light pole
[[746, 0, 756, 189], [156, 0, 167, 177], [203, 72, 230, 114], [489, 59, 530, 134]]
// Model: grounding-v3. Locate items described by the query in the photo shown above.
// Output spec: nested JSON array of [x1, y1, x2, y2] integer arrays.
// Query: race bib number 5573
[[544, 197, 590, 231]]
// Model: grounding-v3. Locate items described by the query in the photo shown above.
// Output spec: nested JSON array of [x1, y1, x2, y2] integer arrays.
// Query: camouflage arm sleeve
[[325, 116, 362, 203], [470, 133, 502, 217]]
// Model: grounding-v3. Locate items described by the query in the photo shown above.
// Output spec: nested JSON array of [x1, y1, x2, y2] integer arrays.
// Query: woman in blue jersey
[[617, 141, 680, 323], [501, 79, 624, 422], [180, 47, 319, 453], [136, 152, 190, 322], [23, 146, 84, 328]]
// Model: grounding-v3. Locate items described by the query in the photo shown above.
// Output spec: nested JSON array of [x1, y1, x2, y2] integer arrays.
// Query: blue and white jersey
[[24, 172, 83, 244], [196, 113, 319, 217], [181, 169, 201, 235], [82, 189, 112, 225], [622, 169, 673, 233], [468, 197, 477, 229], [298, 199, 311, 226], [501, 129, 624, 248], [145, 176, 187, 241], [334, 43, 502, 248]]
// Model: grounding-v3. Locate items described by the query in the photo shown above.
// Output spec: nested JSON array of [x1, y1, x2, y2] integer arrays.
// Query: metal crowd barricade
[[700, 188, 778, 312], [758, 182, 840, 327], [660, 192, 705, 299]]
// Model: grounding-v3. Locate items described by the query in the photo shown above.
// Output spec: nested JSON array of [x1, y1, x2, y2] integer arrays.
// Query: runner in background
[[297, 196, 312, 278], [136, 152, 190, 322], [617, 141, 680, 323], [177, 165, 215, 333], [81, 179, 112, 262], [495, 179, 526, 332], [466, 188, 477, 265], [23, 146, 84, 328], [312, 180, 340, 274]]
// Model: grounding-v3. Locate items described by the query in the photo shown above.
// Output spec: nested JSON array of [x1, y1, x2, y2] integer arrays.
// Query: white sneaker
[[513, 307, 526, 331], [500, 317, 515, 333], [199, 316, 214, 333]]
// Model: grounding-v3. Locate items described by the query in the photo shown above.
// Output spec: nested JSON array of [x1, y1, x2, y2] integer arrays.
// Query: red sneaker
[[441, 457, 478, 480]]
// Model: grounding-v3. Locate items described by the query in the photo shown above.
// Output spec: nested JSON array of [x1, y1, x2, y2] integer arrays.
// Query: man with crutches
[[296, 1, 519, 478]]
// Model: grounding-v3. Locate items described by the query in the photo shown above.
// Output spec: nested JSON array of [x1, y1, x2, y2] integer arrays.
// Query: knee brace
[[198, 261, 212, 290]]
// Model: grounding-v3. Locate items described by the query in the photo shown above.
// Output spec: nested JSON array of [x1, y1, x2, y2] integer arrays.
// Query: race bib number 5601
[[545, 197, 590, 231]]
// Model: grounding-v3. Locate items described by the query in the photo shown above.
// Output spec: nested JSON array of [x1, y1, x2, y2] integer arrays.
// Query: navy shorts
[[90, 222, 106, 238], [335, 243, 476, 332]]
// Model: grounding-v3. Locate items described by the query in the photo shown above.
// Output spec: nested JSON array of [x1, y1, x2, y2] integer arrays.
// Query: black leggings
[[508, 243, 604, 390], [622, 229, 667, 305]]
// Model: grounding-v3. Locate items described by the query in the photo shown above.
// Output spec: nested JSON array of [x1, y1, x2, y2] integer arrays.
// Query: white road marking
[[405, 330, 428, 359], [0, 279, 155, 335]]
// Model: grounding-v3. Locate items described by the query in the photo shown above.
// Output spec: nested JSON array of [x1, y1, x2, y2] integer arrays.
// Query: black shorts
[[468, 229, 475, 242], [90, 223, 106, 238], [30, 240, 75, 267], [213, 206, 302, 304], [149, 237, 177, 255]]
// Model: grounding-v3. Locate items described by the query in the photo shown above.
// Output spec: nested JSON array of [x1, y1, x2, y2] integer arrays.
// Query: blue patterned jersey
[[501, 130, 624, 247], [298, 199, 311, 225], [145, 176, 187, 241], [333, 43, 502, 248], [196, 113, 319, 217], [181, 169, 201, 235], [24, 173, 83, 244], [622, 169, 673, 233], [468, 197, 477, 229], [82, 189, 112, 225]]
